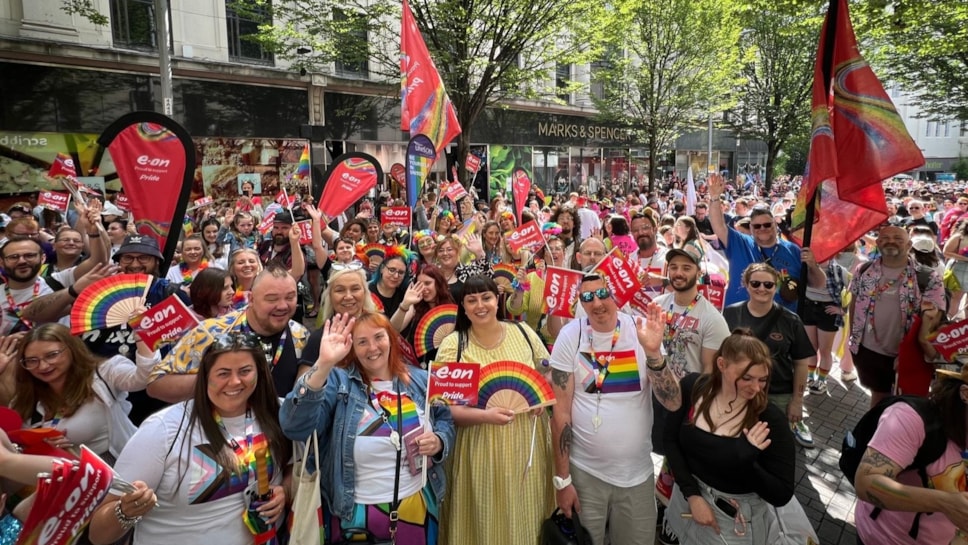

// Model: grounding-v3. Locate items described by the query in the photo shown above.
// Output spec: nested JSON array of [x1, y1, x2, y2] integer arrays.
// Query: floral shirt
[[848, 257, 944, 353]]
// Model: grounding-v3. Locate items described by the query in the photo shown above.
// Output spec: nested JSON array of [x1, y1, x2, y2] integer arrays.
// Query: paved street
[[796, 368, 869, 545]]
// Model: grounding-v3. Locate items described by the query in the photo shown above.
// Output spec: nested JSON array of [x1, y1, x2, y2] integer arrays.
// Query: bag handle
[[299, 430, 319, 476], [572, 510, 587, 545]]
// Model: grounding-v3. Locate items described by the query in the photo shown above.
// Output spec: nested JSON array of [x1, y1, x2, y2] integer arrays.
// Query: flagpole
[[798, 0, 838, 314]]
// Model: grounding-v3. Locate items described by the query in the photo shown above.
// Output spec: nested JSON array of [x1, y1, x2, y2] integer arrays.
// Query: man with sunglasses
[[549, 273, 681, 545], [903, 199, 940, 237], [707, 175, 820, 312]]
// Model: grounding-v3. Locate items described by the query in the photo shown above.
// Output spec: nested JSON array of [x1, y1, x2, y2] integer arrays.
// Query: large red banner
[[98, 113, 195, 276], [318, 152, 382, 219], [543, 266, 584, 318]]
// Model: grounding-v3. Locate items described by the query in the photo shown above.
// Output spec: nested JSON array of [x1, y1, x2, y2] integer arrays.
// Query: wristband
[[87, 232, 100, 238], [114, 501, 141, 530], [68, 285, 79, 298], [399, 305, 411, 312], [646, 355, 667, 372]]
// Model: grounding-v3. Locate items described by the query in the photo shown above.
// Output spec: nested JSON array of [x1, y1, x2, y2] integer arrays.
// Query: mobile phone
[[714, 497, 738, 518]]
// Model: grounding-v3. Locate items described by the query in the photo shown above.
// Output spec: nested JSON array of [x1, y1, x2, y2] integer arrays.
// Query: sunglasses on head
[[579, 287, 612, 303], [748, 280, 775, 289], [332, 261, 364, 272]]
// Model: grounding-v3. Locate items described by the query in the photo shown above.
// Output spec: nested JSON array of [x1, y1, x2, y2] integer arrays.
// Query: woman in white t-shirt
[[10, 323, 159, 462], [87, 334, 290, 544]]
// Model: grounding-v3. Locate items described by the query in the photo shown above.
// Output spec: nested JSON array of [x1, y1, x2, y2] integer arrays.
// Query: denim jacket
[[280, 365, 455, 521]]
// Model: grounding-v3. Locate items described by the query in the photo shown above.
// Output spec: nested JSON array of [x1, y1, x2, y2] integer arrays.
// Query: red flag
[[47, 152, 78, 181], [400, 0, 462, 155], [791, 0, 923, 262]]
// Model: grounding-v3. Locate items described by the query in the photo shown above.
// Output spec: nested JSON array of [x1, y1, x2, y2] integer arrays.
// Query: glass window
[[333, 9, 369, 78], [590, 60, 607, 101], [226, 2, 273, 64], [110, 0, 157, 51], [556, 63, 571, 104]]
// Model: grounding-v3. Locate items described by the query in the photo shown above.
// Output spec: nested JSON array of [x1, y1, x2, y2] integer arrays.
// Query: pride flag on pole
[[294, 144, 310, 181], [400, 0, 461, 156], [791, 0, 923, 262]]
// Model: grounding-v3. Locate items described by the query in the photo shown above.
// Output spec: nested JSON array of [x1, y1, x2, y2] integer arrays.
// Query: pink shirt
[[856, 403, 965, 545]]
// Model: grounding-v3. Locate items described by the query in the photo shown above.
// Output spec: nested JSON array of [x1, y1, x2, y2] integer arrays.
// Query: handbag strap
[[299, 430, 319, 476], [389, 388, 403, 544]]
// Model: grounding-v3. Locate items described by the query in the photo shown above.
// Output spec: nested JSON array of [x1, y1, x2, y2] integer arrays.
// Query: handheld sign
[[543, 266, 584, 318], [382, 206, 411, 229], [428, 362, 480, 406], [128, 294, 200, 350], [38, 191, 71, 213], [507, 220, 544, 254], [928, 319, 968, 361], [593, 248, 643, 308]]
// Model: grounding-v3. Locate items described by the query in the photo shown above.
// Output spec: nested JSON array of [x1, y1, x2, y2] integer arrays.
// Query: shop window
[[334, 8, 369, 79], [589, 60, 607, 101], [227, 2, 273, 64], [110, 0, 157, 51], [556, 63, 572, 104]]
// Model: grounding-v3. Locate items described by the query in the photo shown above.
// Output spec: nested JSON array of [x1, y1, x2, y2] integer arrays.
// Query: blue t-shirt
[[723, 228, 802, 312]]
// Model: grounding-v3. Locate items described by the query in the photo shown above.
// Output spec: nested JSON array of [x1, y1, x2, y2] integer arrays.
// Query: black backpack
[[839, 395, 948, 539]]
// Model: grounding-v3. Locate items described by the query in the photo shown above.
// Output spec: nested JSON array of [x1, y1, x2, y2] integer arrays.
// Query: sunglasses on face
[[748, 280, 775, 289], [750, 222, 773, 230], [579, 287, 612, 303]]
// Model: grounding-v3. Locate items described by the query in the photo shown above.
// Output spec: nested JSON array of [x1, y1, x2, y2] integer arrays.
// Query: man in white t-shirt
[[549, 273, 681, 545], [578, 200, 602, 240], [631, 212, 667, 298]]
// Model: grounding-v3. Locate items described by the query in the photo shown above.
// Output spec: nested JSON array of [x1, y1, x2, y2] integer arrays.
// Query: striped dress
[[436, 323, 555, 545]]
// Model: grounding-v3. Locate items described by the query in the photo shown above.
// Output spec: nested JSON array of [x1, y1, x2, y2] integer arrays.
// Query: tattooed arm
[[855, 446, 968, 528], [549, 367, 581, 517], [648, 362, 682, 412]]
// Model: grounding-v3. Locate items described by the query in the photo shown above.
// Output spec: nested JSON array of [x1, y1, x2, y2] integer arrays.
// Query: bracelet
[[646, 355, 667, 372], [87, 232, 100, 238], [399, 305, 411, 313], [114, 501, 142, 530], [67, 285, 79, 298]]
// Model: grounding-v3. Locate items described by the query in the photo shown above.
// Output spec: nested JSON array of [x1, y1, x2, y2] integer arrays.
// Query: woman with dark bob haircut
[[88, 334, 290, 544], [189, 267, 234, 320]]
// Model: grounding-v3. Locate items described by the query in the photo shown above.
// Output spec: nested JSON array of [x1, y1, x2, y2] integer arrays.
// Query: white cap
[[911, 235, 935, 253]]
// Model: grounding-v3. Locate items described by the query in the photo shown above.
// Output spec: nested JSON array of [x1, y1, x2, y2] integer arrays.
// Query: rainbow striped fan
[[370, 292, 385, 313], [477, 360, 556, 413], [414, 304, 457, 358], [491, 263, 517, 289], [70, 274, 152, 334], [362, 243, 386, 264]]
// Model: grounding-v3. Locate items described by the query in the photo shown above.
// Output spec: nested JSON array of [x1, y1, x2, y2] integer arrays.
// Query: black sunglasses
[[579, 287, 612, 303], [750, 223, 774, 230], [748, 280, 776, 289], [211, 333, 259, 351]]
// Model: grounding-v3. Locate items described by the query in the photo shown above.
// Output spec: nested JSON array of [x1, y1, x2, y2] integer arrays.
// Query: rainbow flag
[[791, 0, 923, 262], [400, 0, 461, 155], [579, 350, 641, 394], [294, 144, 310, 180]]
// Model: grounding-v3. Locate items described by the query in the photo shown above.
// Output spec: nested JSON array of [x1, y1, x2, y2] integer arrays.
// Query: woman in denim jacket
[[281, 311, 455, 545]]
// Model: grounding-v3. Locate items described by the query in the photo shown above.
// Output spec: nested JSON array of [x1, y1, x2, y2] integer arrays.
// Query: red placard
[[296, 220, 313, 245], [129, 295, 200, 350], [506, 220, 544, 253], [428, 362, 480, 406], [193, 195, 214, 208], [257, 211, 277, 235], [114, 193, 131, 211], [543, 266, 584, 318], [593, 248, 643, 308], [275, 189, 295, 207], [47, 152, 78, 181], [382, 206, 411, 228], [443, 181, 468, 202], [465, 153, 481, 174], [38, 191, 70, 213], [628, 287, 654, 316], [698, 275, 726, 311], [928, 319, 968, 361], [390, 163, 406, 185]]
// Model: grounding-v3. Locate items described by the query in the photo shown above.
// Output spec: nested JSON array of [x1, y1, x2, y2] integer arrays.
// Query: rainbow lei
[[180, 259, 209, 285]]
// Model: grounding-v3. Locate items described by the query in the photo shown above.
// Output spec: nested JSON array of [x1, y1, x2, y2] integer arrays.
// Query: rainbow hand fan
[[362, 243, 386, 264], [414, 304, 457, 357], [491, 263, 517, 289], [70, 274, 152, 334], [477, 360, 556, 413], [370, 292, 385, 313]]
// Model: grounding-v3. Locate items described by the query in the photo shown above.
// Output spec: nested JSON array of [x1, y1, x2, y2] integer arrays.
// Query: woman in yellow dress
[[436, 275, 553, 545]]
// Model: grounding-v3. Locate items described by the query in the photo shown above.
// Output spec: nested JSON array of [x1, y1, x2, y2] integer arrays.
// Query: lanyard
[[367, 384, 404, 451], [663, 294, 701, 350], [864, 268, 914, 343], [586, 319, 621, 392], [5, 279, 41, 323], [213, 408, 255, 477], [240, 317, 289, 369]]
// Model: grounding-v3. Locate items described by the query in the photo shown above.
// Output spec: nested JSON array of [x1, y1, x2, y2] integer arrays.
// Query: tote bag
[[289, 431, 325, 544]]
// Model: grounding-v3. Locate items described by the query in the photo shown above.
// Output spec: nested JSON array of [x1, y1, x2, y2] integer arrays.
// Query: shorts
[[801, 299, 839, 332], [853, 344, 896, 394]]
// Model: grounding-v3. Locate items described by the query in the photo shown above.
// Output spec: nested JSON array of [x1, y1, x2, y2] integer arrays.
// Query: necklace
[[587, 319, 621, 431], [470, 323, 505, 350], [4, 279, 41, 327], [864, 266, 914, 343]]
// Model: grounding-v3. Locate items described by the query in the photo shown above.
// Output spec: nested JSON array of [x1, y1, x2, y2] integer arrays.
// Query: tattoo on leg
[[551, 369, 571, 390], [559, 423, 573, 456]]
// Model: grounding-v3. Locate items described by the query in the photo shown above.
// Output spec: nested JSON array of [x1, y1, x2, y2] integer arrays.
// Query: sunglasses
[[748, 280, 776, 289], [750, 223, 774, 230], [332, 261, 364, 272], [210, 333, 259, 352], [579, 287, 612, 303]]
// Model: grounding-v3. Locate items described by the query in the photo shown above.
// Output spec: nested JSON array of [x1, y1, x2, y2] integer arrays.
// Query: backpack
[[839, 395, 948, 540]]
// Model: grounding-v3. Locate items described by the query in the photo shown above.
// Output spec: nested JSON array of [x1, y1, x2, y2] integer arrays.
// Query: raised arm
[[705, 175, 730, 248], [288, 223, 306, 280], [636, 303, 681, 412]]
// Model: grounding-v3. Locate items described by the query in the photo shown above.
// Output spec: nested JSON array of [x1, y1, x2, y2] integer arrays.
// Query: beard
[[637, 235, 654, 251], [6, 262, 41, 283], [671, 273, 699, 292], [272, 234, 287, 246]]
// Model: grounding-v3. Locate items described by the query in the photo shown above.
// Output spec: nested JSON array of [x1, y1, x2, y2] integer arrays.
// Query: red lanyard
[[5, 279, 41, 323]]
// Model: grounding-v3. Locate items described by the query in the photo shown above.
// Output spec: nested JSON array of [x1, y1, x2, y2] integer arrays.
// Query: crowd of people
[[0, 170, 961, 545]]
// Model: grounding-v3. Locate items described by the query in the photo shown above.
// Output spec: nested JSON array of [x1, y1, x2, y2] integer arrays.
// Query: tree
[[231, 0, 608, 186], [592, 0, 743, 192], [724, 1, 821, 188], [854, 0, 968, 120]]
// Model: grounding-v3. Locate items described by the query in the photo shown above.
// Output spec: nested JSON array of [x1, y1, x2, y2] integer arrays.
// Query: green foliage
[[593, 0, 744, 189], [953, 157, 968, 182], [854, 0, 968, 120], [61, 0, 110, 26]]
